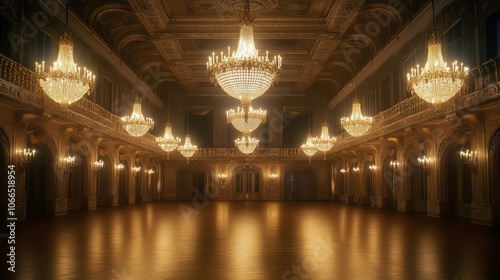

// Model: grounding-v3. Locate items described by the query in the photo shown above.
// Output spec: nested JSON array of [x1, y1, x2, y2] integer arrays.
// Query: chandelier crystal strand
[[156, 123, 181, 159], [207, 6, 282, 106], [312, 123, 336, 160], [301, 134, 318, 163], [235, 135, 259, 154], [226, 106, 266, 134], [36, 30, 95, 105], [121, 101, 154, 137], [178, 134, 197, 163], [341, 97, 373, 137]]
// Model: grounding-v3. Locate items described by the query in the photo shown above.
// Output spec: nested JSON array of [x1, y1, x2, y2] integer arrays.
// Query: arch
[[488, 126, 500, 226]]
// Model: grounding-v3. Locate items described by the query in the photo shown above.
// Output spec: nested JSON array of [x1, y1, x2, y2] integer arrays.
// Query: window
[[98, 76, 113, 111], [283, 112, 307, 148], [0, 16, 13, 58], [380, 74, 391, 111], [444, 22, 464, 63], [403, 53, 416, 99], [486, 10, 500, 59], [361, 90, 376, 116], [21, 30, 51, 70], [186, 110, 213, 148]]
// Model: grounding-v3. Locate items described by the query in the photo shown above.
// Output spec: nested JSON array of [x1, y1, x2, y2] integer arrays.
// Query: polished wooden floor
[[6, 201, 500, 279]]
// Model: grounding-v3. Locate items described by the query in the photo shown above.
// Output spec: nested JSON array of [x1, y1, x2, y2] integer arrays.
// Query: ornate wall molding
[[0, 126, 10, 165]]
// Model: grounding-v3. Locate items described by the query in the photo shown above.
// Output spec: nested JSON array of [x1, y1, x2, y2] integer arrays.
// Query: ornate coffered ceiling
[[72, 0, 425, 101]]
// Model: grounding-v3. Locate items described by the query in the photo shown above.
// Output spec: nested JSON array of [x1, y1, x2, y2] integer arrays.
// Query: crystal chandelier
[[178, 134, 197, 163], [227, 106, 266, 134], [341, 97, 373, 137], [301, 134, 318, 163], [121, 101, 154, 137], [235, 135, 259, 154], [312, 123, 336, 159], [156, 123, 181, 159], [207, 0, 282, 106], [36, 30, 95, 106], [406, 1, 468, 104]]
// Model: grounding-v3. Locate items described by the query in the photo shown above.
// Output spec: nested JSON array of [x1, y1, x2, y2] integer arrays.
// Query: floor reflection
[[13, 202, 500, 279]]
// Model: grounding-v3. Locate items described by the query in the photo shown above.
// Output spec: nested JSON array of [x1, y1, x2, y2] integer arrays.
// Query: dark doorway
[[96, 157, 111, 207], [26, 146, 50, 217], [284, 169, 315, 200], [118, 162, 129, 204]]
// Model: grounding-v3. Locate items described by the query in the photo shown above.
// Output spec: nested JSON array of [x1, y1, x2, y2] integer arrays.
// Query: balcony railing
[[1, 53, 500, 159]]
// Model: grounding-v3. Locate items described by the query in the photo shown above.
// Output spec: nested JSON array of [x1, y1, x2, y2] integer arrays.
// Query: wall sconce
[[94, 159, 104, 171], [460, 150, 477, 170], [340, 168, 348, 173], [132, 166, 141, 174], [417, 155, 432, 171], [269, 173, 278, 185], [218, 173, 227, 185], [146, 168, 154, 175], [352, 167, 360, 172], [368, 164, 377, 172], [390, 160, 399, 171], [16, 148, 36, 166], [116, 163, 124, 172], [63, 156, 75, 170]]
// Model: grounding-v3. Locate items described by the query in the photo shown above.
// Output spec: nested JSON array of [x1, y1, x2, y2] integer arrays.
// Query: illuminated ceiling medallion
[[341, 97, 373, 137], [407, 1, 468, 104], [36, 30, 95, 106], [178, 134, 198, 163], [207, 0, 282, 106], [121, 101, 154, 137], [226, 106, 266, 134], [235, 135, 259, 154], [156, 123, 181, 159]]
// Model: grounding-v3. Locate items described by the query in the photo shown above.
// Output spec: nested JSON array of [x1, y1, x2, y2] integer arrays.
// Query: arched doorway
[[284, 168, 315, 200], [67, 152, 87, 211], [96, 156, 111, 207], [443, 145, 472, 219], [26, 145, 53, 217], [234, 166, 262, 200], [118, 161, 129, 204]]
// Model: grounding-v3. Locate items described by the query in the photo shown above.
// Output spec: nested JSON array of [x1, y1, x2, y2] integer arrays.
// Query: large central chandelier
[[178, 134, 197, 163], [407, 1, 468, 104], [235, 135, 259, 154], [121, 101, 154, 137], [341, 97, 373, 137], [227, 106, 266, 134], [36, 30, 95, 106], [156, 123, 181, 159], [207, 0, 282, 106], [312, 123, 336, 159]]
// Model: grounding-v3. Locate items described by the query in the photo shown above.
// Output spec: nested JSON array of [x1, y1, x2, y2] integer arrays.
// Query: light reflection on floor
[[12, 201, 500, 279]]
